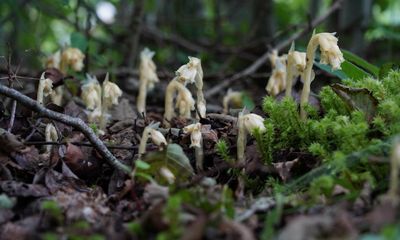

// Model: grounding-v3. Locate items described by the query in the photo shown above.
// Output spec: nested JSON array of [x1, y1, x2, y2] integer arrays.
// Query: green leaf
[[314, 61, 347, 80], [342, 49, 379, 77], [135, 160, 150, 170], [70, 32, 87, 52], [143, 144, 194, 184], [331, 83, 379, 122], [341, 60, 371, 80], [242, 92, 255, 111]]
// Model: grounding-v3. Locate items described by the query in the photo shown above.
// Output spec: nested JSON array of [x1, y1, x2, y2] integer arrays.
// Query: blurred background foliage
[[0, 0, 399, 86]]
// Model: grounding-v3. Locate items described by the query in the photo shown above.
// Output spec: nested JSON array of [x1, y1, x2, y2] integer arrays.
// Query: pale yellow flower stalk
[[37, 72, 54, 105], [100, 73, 123, 130], [223, 89, 242, 114], [137, 48, 159, 115], [237, 112, 266, 195], [266, 50, 287, 97], [285, 42, 307, 98], [164, 77, 194, 127], [45, 123, 58, 153], [184, 123, 204, 170], [300, 31, 344, 119], [138, 122, 167, 158], [176, 57, 206, 118]]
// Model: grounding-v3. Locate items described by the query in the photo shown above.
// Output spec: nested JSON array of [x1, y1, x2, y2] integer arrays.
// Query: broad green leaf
[[331, 83, 379, 122], [314, 61, 347, 79], [342, 49, 379, 77], [341, 60, 371, 80], [143, 144, 194, 184], [70, 32, 88, 52]]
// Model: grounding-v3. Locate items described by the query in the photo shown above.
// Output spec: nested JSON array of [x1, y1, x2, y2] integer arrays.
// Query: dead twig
[[0, 83, 132, 175], [24, 141, 139, 150], [205, 0, 344, 98]]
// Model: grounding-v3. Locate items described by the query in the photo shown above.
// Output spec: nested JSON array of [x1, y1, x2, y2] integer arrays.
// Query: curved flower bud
[[223, 89, 242, 114], [313, 33, 344, 70], [184, 123, 202, 148], [150, 129, 167, 146], [242, 113, 266, 135], [37, 72, 54, 105], [61, 47, 85, 72], [140, 48, 159, 89], [175, 87, 195, 118], [159, 166, 175, 184], [102, 73, 122, 107]]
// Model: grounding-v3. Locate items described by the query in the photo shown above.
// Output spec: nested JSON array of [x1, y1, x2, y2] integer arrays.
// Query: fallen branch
[[0, 84, 132, 175], [205, 0, 344, 98]]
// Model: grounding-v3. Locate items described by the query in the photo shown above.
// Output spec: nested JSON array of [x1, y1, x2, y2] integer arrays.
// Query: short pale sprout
[[137, 48, 159, 115], [300, 31, 344, 119], [138, 122, 167, 158], [159, 166, 176, 184], [37, 72, 54, 105], [222, 89, 243, 114], [184, 123, 203, 171], [266, 50, 287, 97], [45, 123, 58, 153], [285, 42, 307, 98]]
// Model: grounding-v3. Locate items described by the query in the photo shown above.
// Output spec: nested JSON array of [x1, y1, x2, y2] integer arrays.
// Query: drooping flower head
[[102, 73, 122, 107], [241, 113, 266, 135], [183, 123, 202, 148], [81, 74, 102, 110], [311, 32, 344, 70], [176, 56, 201, 85]]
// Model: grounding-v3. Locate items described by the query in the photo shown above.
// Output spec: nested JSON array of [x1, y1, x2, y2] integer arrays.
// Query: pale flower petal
[[242, 113, 266, 134], [103, 75, 123, 106], [150, 129, 167, 146]]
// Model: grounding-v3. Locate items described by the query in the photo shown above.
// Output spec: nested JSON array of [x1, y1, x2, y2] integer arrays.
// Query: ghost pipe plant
[[176, 57, 206, 118], [37, 72, 54, 105], [138, 122, 167, 158], [137, 48, 159, 115], [81, 74, 102, 124], [266, 50, 287, 97], [285, 42, 307, 98], [45, 123, 58, 153], [46, 47, 85, 106], [223, 89, 243, 114], [300, 31, 344, 119], [100, 73, 123, 130], [163, 77, 195, 127], [236, 111, 266, 195], [184, 123, 204, 171]]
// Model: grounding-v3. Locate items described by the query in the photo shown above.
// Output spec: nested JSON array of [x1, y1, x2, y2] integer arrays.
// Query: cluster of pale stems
[[37, 31, 343, 184]]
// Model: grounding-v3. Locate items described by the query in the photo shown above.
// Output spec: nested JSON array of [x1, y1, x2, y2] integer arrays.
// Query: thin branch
[[0, 84, 132, 175], [204, 0, 344, 98], [24, 141, 139, 150]]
